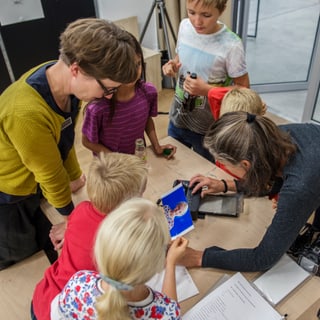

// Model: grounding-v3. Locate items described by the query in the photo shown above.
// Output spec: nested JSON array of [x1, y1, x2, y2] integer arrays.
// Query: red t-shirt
[[32, 201, 106, 320], [207, 86, 232, 120]]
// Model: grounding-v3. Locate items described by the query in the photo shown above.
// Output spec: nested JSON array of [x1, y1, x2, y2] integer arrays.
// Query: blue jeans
[[168, 121, 214, 162]]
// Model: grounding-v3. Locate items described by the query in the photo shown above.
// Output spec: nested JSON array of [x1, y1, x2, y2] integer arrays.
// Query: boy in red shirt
[[208, 86, 266, 120], [32, 152, 148, 320]]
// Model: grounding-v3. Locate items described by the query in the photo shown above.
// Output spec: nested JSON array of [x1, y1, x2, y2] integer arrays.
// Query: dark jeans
[[168, 121, 214, 162], [0, 192, 57, 270], [30, 301, 37, 320]]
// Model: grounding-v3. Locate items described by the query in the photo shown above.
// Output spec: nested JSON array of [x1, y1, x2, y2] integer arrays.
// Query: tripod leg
[[140, 1, 157, 43], [0, 27, 15, 83], [158, 4, 176, 88], [163, 7, 177, 43], [158, 4, 173, 60]]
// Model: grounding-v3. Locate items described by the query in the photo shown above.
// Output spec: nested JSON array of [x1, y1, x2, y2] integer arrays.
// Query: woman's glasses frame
[[96, 79, 119, 96]]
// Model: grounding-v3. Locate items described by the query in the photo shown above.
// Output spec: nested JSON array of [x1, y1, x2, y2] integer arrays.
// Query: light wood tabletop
[[42, 136, 320, 320]]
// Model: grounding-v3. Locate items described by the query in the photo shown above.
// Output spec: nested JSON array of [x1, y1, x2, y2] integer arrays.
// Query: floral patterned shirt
[[51, 270, 181, 319]]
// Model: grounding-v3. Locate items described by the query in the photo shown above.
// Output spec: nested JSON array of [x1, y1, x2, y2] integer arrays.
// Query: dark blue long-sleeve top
[[202, 123, 320, 272]]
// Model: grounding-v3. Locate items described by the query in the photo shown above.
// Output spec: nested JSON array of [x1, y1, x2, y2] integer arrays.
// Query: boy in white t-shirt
[[163, 0, 249, 161]]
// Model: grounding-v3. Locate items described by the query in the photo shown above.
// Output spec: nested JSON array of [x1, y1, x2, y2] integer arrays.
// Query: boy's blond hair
[[187, 0, 228, 12], [86, 152, 148, 213], [220, 87, 265, 116]]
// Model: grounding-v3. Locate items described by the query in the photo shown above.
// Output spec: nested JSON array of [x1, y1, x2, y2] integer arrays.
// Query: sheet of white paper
[[253, 254, 310, 305], [183, 272, 282, 320], [146, 265, 199, 302], [1, 0, 44, 26]]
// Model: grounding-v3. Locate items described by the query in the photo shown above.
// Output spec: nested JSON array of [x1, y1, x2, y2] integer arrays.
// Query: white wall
[[96, 0, 233, 51], [96, 0, 159, 50]]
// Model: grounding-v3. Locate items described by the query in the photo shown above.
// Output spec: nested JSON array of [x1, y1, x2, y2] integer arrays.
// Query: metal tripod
[[0, 23, 15, 83], [140, 0, 177, 60]]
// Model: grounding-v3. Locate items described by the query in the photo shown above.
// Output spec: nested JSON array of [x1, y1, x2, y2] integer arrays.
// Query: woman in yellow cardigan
[[0, 18, 138, 270]]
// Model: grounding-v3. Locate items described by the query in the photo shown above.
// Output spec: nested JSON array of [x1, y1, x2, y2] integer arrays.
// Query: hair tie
[[100, 274, 133, 291], [246, 113, 256, 123]]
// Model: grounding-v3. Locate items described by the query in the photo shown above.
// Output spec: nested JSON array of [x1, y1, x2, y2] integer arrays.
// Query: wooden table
[[43, 136, 320, 320]]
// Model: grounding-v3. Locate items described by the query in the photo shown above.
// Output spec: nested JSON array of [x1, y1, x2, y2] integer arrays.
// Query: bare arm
[[162, 55, 181, 78], [82, 134, 112, 154], [145, 118, 176, 159], [162, 237, 188, 300], [177, 246, 203, 268], [233, 73, 250, 88], [184, 73, 250, 98]]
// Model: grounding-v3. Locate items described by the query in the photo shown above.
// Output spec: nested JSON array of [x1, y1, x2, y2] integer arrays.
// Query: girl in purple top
[[82, 33, 176, 158]]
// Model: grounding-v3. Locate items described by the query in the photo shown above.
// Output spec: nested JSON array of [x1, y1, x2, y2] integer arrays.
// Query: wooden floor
[[0, 88, 290, 320]]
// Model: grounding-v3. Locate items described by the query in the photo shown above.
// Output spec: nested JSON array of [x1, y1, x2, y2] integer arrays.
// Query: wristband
[[221, 179, 228, 193]]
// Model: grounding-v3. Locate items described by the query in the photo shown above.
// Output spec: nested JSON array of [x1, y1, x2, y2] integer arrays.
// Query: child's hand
[[158, 144, 177, 159], [183, 74, 210, 96], [49, 221, 67, 250], [162, 59, 181, 77], [70, 173, 86, 193], [166, 237, 189, 267]]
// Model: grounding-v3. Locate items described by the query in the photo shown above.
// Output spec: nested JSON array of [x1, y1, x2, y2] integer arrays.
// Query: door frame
[[302, 17, 320, 123], [232, 0, 317, 94], [232, 0, 320, 123]]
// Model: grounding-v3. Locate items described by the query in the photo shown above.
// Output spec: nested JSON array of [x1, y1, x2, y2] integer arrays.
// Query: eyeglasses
[[96, 79, 119, 96]]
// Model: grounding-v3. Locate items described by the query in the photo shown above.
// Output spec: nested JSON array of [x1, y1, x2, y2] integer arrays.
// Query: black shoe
[[288, 223, 315, 257]]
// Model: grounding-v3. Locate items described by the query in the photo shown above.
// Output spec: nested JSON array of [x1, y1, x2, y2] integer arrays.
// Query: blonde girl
[[51, 198, 188, 319]]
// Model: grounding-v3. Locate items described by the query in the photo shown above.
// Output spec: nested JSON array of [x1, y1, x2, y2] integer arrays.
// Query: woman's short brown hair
[[59, 18, 137, 83]]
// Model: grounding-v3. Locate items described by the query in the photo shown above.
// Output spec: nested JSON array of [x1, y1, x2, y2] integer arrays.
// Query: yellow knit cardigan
[[0, 63, 82, 210]]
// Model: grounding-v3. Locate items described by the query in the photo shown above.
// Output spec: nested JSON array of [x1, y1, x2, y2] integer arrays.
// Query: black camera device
[[288, 223, 320, 276], [179, 72, 197, 112], [297, 233, 320, 275], [172, 179, 244, 220]]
